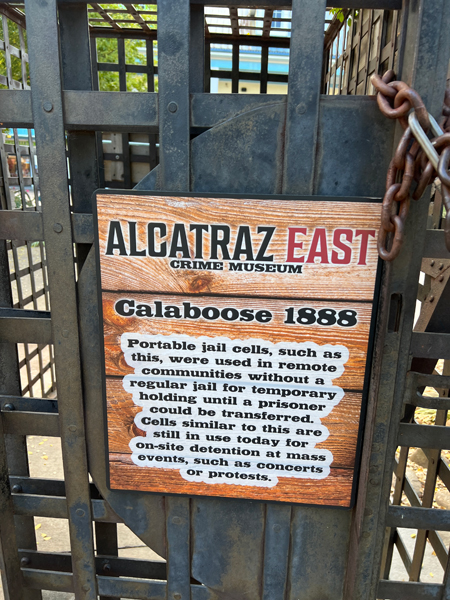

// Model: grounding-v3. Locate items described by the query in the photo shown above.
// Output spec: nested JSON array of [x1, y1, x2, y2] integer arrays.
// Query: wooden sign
[[94, 192, 381, 507]]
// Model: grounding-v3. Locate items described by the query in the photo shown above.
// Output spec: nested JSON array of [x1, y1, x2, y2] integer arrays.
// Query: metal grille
[[0, 7, 55, 400], [0, 1, 449, 600], [323, 8, 401, 95]]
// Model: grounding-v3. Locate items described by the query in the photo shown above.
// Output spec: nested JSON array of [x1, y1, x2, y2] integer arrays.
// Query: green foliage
[[329, 8, 359, 27], [94, 4, 157, 92], [0, 18, 29, 88]]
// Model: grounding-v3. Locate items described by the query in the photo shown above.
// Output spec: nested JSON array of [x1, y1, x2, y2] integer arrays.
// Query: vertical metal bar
[[146, 39, 155, 93], [281, 0, 326, 195], [262, 504, 291, 600], [260, 45, 268, 94], [157, 0, 190, 191], [95, 521, 118, 600], [157, 3, 191, 595], [24, 1, 97, 598], [205, 40, 211, 94], [190, 4, 205, 94], [344, 1, 450, 598], [232, 42, 239, 94], [166, 497, 190, 600]]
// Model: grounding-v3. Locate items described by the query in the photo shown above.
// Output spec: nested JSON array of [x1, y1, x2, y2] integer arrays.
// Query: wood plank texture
[[96, 194, 381, 301], [102, 292, 373, 390]]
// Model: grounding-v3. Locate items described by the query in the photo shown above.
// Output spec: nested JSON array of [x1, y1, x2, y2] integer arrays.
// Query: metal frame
[[0, 1, 449, 599]]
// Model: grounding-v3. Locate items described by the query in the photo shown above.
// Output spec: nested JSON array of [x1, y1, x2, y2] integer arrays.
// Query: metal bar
[[0, 309, 52, 344], [262, 504, 291, 600], [386, 506, 450, 531], [0, 396, 57, 413], [13, 494, 68, 519], [166, 497, 191, 600], [1, 411, 60, 436], [410, 332, 450, 360], [282, 0, 326, 194], [0, 211, 43, 241], [157, 0, 190, 191], [190, 5, 205, 94], [398, 423, 450, 449], [24, 1, 97, 599], [378, 580, 443, 599]]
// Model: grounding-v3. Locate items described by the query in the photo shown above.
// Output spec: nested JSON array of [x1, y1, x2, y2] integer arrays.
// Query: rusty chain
[[372, 70, 450, 261]]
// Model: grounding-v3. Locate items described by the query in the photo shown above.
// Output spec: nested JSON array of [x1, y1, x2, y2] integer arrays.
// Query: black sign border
[[93, 188, 383, 510]]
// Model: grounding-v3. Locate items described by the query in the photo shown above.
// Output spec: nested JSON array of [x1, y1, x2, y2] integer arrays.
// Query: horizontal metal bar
[[398, 423, 450, 449], [0, 89, 33, 127], [13, 494, 68, 519], [0, 0, 400, 6], [0, 210, 44, 241], [10, 477, 66, 497], [423, 229, 448, 258], [1, 411, 60, 436], [18, 550, 166, 580], [407, 391, 450, 410], [22, 569, 73, 593], [407, 372, 450, 391], [0, 308, 52, 344], [23, 569, 211, 600], [410, 332, 450, 360], [378, 580, 443, 599], [72, 212, 93, 244], [0, 396, 58, 413], [64, 90, 158, 131], [191, 93, 285, 128], [386, 505, 450, 531]]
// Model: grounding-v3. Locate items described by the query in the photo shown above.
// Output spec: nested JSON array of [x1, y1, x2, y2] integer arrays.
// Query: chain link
[[372, 70, 450, 261]]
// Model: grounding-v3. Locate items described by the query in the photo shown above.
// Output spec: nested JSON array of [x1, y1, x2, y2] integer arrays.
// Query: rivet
[[62, 329, 69, 338], [3, 403, 14, 411], [431, 260, 435, 266], [364, 508, 373, 516], [167, 101, 178, 113], [439, 275, 444, 282], [370, 479, 379, 486], [43, 101, 53, 113], [76, 508, 85, 517], [369, 465, 378, 473], [68, 424, 77, 432], [362, 531, 371, 539], [429, 295, 435, 302], [12, 484, 22, 493], [273, 524, 281, 533], [439, 263, 444, 270], [115, 154, 120, 160], [172, 516, 182, 525], [82, 584, 90, 592], [103, 562, 111, 572], [173, 593, 182, 600], [53, 222, 63, 233], [20, 557, 30, 567], [296, 102, 307, 114]]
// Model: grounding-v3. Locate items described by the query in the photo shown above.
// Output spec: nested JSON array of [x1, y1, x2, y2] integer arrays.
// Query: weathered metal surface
[[0, 0, 449, 598]]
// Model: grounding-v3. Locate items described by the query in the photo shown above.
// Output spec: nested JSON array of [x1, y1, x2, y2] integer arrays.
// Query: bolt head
[[43, 101, 53, 113], [172, 516, 182, 525], [68, 424, 77, 432], [12, 484, 22, 493], [3, 403, 14, 411], [76, 508, 85, 517], [429, 295, 435, 302], [173, 593, 182, 600], [168, 101, 178, 113], [53, 222, 63, 233], [20, 557, 30, 567]]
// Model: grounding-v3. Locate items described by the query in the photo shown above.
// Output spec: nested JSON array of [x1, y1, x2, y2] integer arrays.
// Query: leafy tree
[[92, 4, 157, 92]]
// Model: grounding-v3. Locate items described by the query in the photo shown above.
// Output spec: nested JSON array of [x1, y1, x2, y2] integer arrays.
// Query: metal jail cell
[[0, 1, 449, 599]]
